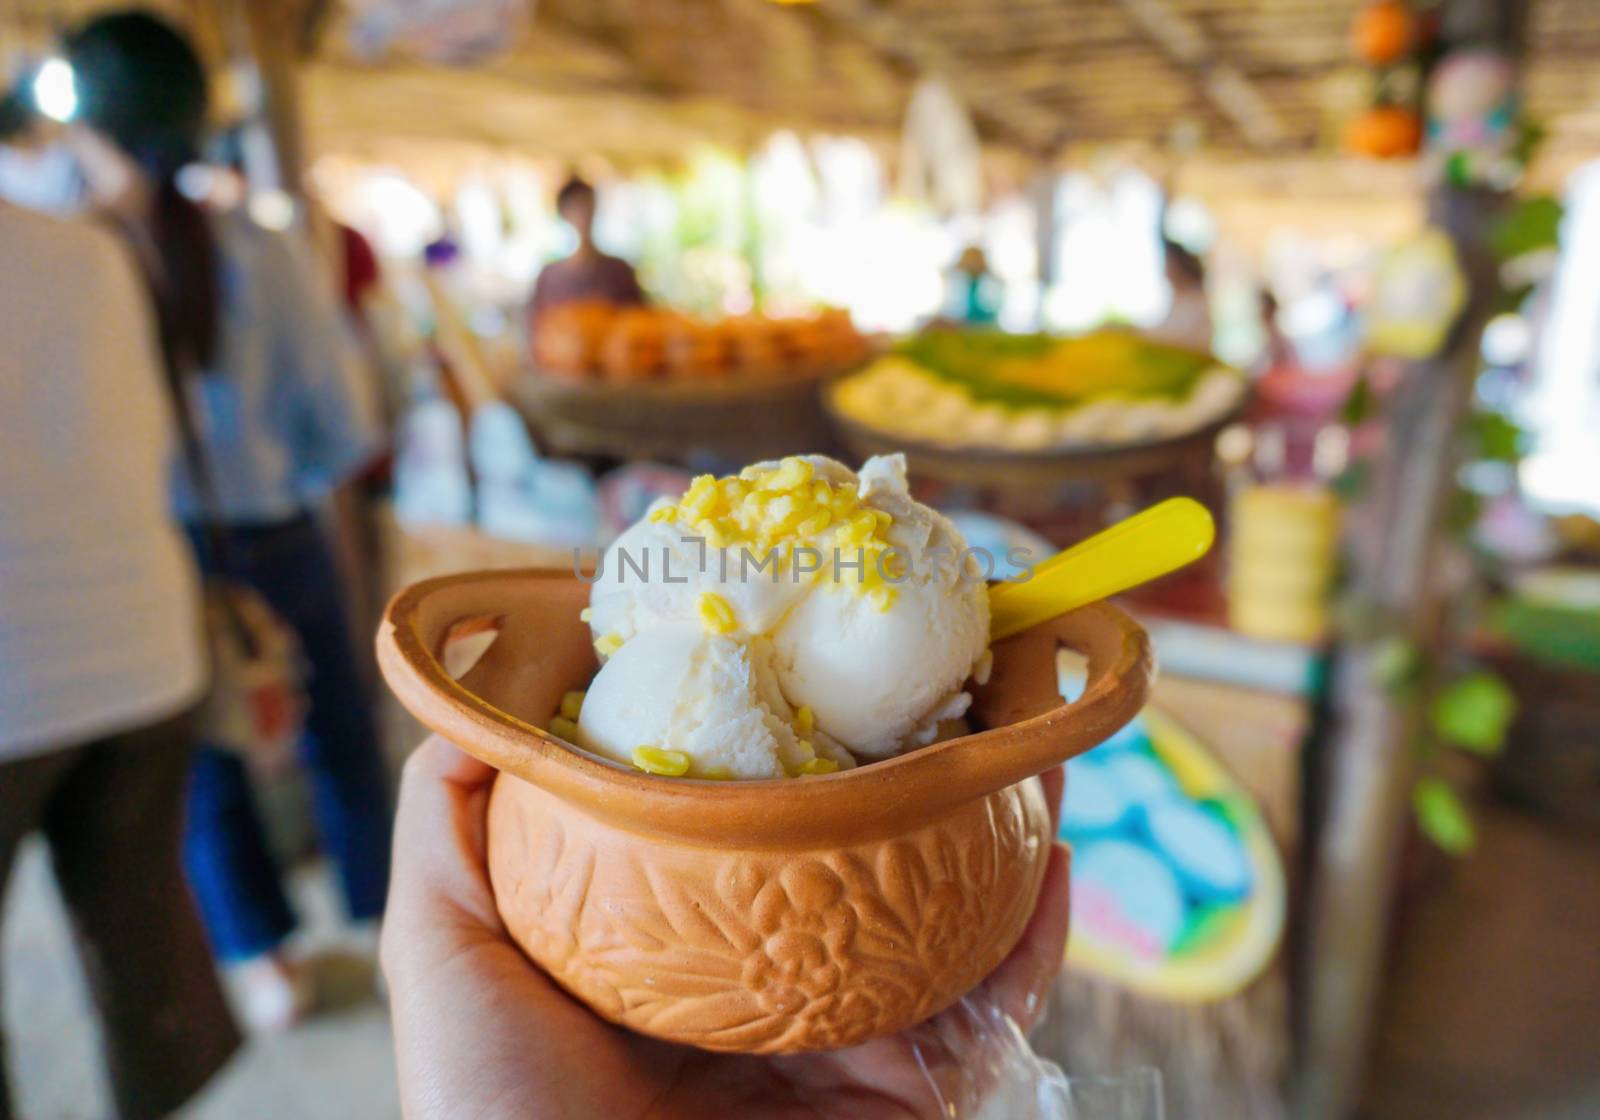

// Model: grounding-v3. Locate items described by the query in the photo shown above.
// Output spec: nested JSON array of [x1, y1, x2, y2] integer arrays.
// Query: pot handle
[[376, 569, 598, 784], [931, 601, 1154, 803]]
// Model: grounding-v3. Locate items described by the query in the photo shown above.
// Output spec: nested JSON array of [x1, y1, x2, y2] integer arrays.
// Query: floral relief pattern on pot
[[488, 770, 1049, 1051]]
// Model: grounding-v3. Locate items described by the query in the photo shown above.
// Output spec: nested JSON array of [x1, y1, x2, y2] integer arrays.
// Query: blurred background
[[2, 0, 1598, 1118]]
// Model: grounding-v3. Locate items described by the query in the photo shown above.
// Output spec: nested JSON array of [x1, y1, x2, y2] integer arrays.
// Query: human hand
[[382, 737, 1071, 1120]]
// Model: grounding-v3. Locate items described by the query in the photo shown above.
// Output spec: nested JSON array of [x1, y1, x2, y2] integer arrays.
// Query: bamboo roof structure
[[5, 0, 1600, 175], [303, 0, 1600, 170]]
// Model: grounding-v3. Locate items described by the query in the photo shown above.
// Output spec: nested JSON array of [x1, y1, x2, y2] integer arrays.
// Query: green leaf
[[1512, 119, 1548, 169], [1465, 410, 1527, 463], [1371, 636, 1421, 693], [1488, 195, 1564, 262], [1339, 374, 1376, 427], [1431, 671, 1517, 756], [1413, 777, 1477, 856]]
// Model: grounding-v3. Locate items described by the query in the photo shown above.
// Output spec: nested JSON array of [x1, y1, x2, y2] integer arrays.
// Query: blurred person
[[1258, 287, 1295, 374], [63, 11, 392, 1032], [0, 83, 86, 213], [214, 121, 396, 661], [1150, 237, 1213, 353], [944, 244, 1001, 326], [381, 737, 1074, 1120], [0, 199, 240, 1119], [526, 174, 644, 321]]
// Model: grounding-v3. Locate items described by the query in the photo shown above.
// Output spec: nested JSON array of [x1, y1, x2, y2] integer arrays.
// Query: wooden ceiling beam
[[1109, 0, 1289, 148], [894, 5, 1130, 39], [813, 0, 1068, 154]]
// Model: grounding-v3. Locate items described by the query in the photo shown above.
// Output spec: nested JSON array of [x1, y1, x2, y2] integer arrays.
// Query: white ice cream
[[768, 455, 988, 756], [575, 623, 855, 780], [576, 454, 990, 772]]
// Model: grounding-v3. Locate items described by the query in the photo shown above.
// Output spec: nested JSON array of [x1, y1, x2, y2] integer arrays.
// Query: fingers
[[401, 733, 498, 791], [391, 737, 497, 886], [984, 841, 1071, 1033], [381, 736, 505, 979], [1040, 765, 1064, 836], [383, 739, 592, 1120]]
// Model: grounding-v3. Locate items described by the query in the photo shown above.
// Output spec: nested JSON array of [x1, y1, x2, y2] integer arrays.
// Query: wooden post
[[1297, 3, 1528, 1117], [237, 0, 309, 192], [1031, 168, 1058, 330]]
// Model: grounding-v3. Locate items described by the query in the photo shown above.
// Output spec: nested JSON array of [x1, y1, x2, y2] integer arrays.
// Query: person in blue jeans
[[182, 516, 392, 1028], [63, 11, 392, 1032]]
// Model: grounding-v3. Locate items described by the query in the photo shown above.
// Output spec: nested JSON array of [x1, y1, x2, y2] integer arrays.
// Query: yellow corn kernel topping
[[559, 690, 586, 721], [595, 632, 624, 656], [759, 456, 814, 492], [631, 745, 691, 777], [646, 457, 895, 600], [697, 591, 737, 635], [779, 738, 816, 778], [548, 716, 579, 741], [798, 757, 840, 776], [794, 705, 814, 735]]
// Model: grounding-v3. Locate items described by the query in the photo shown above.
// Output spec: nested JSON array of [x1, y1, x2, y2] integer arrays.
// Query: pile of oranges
[[533, 303, 866, 383]]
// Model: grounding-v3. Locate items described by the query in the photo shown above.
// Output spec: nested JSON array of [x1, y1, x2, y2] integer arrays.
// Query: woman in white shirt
[[0, 200, 239, 1120], [63, 10, 392, 1032]]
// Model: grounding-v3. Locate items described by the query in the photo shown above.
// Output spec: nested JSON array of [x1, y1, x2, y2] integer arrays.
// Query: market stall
[[237, 2, 1600, 1116], [4, 1, 1600, 1118]]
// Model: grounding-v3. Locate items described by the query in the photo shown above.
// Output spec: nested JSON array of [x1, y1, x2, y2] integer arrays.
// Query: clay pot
[[378, 570, 1152, 1053]]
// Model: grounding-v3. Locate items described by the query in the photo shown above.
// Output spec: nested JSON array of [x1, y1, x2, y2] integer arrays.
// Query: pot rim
[[378, 568, 1153, 847]]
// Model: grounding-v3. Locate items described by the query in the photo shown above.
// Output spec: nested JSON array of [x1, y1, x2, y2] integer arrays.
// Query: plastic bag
[[903, 989, 1163, 1119]]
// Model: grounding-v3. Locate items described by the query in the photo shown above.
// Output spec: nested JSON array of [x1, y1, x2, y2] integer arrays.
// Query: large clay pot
[[378, 570, 1151, 1053]]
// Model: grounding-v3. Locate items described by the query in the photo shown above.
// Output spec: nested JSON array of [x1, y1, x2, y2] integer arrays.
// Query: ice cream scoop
[[581, 454, 989, 766], [573, 623, 854, 780]]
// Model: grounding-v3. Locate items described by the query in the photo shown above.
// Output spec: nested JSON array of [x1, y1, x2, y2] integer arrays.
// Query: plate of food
[[519, 304, 868, 460], [827, 328, 1248, 485]]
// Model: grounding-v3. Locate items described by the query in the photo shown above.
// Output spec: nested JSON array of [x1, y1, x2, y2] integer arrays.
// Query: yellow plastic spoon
[[987, 497, 1216, 640]]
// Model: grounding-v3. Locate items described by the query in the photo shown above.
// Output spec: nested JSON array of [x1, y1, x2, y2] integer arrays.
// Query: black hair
[[66, 10, 220, 370], [0, 84, 31, 141], [555, 174, 595, 214], [1162, 238, 1205, 286], [208, 120, 249, 174]]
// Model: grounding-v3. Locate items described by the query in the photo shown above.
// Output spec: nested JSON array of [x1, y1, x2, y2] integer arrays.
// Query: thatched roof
[[302, 0, 1600, 167], [6, 0, 1599, 173]]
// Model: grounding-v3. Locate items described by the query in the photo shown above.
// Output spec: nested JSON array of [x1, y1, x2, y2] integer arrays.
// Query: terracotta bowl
[[378, 570, 1152, 1054]]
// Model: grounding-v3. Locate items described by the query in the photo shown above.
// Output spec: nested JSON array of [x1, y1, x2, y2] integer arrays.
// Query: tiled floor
[[3, 843, 399, 1120]]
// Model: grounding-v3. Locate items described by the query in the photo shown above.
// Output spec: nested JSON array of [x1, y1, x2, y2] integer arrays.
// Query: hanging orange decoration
[[1344, 104, 1423, 158], [1352, 0, 1415, 65]]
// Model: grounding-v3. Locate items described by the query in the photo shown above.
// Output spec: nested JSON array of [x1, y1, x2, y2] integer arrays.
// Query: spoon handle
[[988, 497, 1216, 640]]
